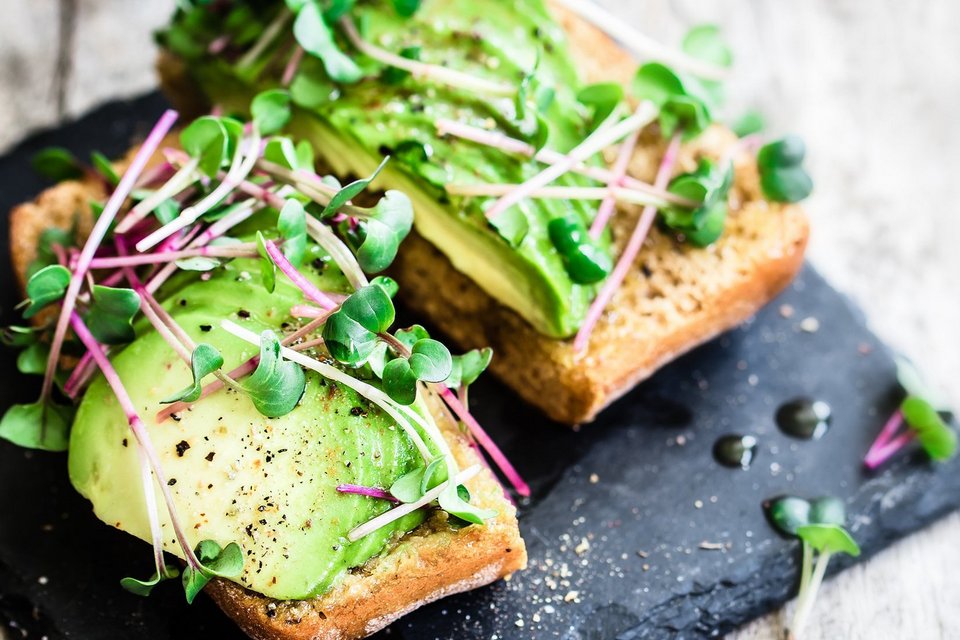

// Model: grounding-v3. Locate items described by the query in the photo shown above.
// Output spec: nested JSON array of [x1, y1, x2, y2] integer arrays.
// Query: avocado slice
[[159, 0, 612, 338], [68, 223, 429, 600]]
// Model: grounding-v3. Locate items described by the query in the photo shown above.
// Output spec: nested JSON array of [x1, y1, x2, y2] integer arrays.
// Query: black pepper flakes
[[237, 309, 251, 319], [199, 324, 212, 332], [167, 478, 177, 486], [205, 452, 216, 462], [175, 440, 190, 457]]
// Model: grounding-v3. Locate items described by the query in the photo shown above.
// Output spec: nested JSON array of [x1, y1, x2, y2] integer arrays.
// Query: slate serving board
[[1, 94, 957, 640]]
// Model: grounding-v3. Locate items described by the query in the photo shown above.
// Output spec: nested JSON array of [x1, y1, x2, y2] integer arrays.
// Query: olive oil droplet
[[776, 397, 831, 440], [712, 434, 758, 469]]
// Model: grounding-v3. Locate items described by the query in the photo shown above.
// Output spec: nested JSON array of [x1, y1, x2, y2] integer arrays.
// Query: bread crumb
[[800, 316, 820, 332], [588, 473, 599, 484], [563, 590, 579, 602], [574, 538, 590, 555], [779, 304, 795, 318]]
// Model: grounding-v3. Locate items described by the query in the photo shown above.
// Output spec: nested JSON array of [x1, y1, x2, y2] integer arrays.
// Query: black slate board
[[1, 94, 958, 640]]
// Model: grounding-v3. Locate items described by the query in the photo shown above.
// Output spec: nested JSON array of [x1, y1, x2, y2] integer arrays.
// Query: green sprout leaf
[[371, 275, 399, 298], [407, 339, 452, 383], [681, 24, 733, 107], [392, 0, 422, 17], [547, 214, 613, 284], [438, 483, 497, 525], [251, 89, 292, 135], [321, 157, 388, 218], [32, 147, 83, 182], [633, 63, 715, 140], [757, 136, 814, 203], [766, 496, 812, 537], [732, 110, 766, 138], [278, 200, 308, 267], [180, 116, 229, 178], [22, 265, 71, 319], [27, 226, 75, 279], [446, 347, 493, 390], [381, 336, 452, 404], [390, 466, 427, 503], [0, 400, 73, 452], [161, 344, 224, 404], [661, 159, 733, 246], [382, 46, 421, 84], [293, 2, 363, 84], [796, 523, 861, 557], [84, 285, 141, 345], [420, 456, 447, 494], [240, 330, 306, 417], [901, 395, 957, 461], [354, 190, 414, 273], [182, 540, 244, 604], [263, 137, 301, 170], [90, 151, 120, 186], [17, 342, 49, 376], [256, 232, 277, 293], [577, 83, 624, 130], [382, 356, 420, 404], [121, 565, 180, 597], [1, 325, 38, 348], [322, 284, 396, 365]]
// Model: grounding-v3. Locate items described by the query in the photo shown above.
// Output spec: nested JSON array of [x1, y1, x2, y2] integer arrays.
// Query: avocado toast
[[155, 0, 809, 424], [4, 103, 524, 638]]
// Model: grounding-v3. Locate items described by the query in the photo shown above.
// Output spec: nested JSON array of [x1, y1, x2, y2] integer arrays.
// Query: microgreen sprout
[[864, 357, 956, 469], [764, 495, 860, 639], [659, 158, 734, 247], [757, 136, 814, 203], [238, 330, 307, 418]]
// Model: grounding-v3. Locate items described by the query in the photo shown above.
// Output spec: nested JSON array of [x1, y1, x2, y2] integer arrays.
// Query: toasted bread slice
[[10, 171, 525, 639], [157, 3, 808, 425]]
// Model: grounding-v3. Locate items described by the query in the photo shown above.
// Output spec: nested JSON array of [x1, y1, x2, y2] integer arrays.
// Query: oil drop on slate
[[776, 397, 832, 440], [713, 434, 759, 469]]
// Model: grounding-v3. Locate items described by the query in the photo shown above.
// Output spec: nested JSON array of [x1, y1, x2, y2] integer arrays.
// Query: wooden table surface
[[1, 1, 958, 638]]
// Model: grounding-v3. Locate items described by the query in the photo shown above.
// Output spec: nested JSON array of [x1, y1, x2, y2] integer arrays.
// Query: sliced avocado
[[161, 0, 611, 338], [69, 226, 428, 600]]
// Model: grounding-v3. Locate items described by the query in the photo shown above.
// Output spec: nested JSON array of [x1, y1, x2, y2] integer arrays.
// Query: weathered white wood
[[0, 1, 958, 638]]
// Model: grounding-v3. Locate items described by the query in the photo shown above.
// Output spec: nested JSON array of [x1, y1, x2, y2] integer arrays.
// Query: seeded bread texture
[[155, 3, 808, 426], [9, 162, 525, 640]]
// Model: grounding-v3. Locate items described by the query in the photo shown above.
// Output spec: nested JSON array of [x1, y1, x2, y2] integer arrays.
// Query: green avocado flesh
[[68, 219, 426, 600], [162, 0, 610, 338]]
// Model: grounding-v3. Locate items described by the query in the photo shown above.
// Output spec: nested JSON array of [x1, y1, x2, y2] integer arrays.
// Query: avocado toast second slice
[[6, 109, 524, 639], [155, 0, 808, 424]]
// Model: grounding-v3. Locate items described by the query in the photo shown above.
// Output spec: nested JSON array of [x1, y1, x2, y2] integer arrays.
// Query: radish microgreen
[[250, 88, 292, 135], [179, 116, 232, 178], [161, 344, 225, 404], [349, 190, 414, 273], [277, 200, 308, 267], [239, 330, 306, 418], [321, 156, 389, 218], [292, 1, 363, 83], [0, 400, 73, 452], [322, 284, 396, 365], [22, 265, 71, 319], [83, 285, 141, 345], [181, 540, 244, 604], [382, 337, 453, 405], [757, 136, 814, 203], [576, 83, 624, 131], [660, 158, 734, 247], [31, 147, 84, 182], [547, 214, 613, 284], [121, 564, 180, 598]]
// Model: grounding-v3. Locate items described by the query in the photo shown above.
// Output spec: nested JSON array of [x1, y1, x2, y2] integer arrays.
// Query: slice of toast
[[157, 3, 809, 425], [10, 171, 525, 639]]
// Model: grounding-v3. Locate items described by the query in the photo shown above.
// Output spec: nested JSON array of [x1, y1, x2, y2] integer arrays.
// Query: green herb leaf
[[766, 496, 811, 537], [681, 25, 733, 69], [121, 565, 180, 597], [661, 158, 733, 246], [161, 344, 224, 404], [296, 140, 315, 170], [23, 265, 71, 319], [438, 483, 497, 525], [731, 110, 766, 138], [446, 347, 493, 390], [154, 199, 181, 225], [795, 524, 861, 557], [354, 190, 414, 273], [392, 0, 422, 17], [633, 63, 715, 140], [321, 157, 388, 218], [293, 2, 363, 83], [420, 456, 447, 494], [577, 83, 624, 129], [1, 325, 38, 348], [901, 395, 957, 461], [547, 215, 613, 284], [240, 330, 306, 417], [278, 200, 308, 267], [382, 356, 419, 404], [408, 339, 452, 383], [0, 400, 73, 452], [322, 284, 396, 364], [182, 540, 244, 604], [263, 137, 301, 170], [757, 136, 813, 203], [27, 226, 75, 280], [90, 151, 120, 186], [251, 89, 292, 135], [256, 232, 277, 293], [382, 46, 421, 84], [180, 116, 229, 178], [84, 285, 141, 345], [17, 342, 49, 376], [390, 466, 426, 503], [31, 147, 83, 182], [371, 275, 399, 298]]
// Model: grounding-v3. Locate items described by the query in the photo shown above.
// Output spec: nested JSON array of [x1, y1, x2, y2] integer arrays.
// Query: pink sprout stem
[[290, 304, 328, 318], [434, 383, 530, 497], [864, 409, 913, 470], [485, 105, 658, 219], [89, 243, 256, 269], [69, 311, 202, 570], [339, 16, 515, 96], [263, 239, 338, 310], [574, 132, 682, 353], [39, 109, 178, 405], [116, 158, 199, 234], [589, 105, 646, 238], [63, 348, 101, 399], [336, 484, 400, 503], [282, 46, 305, 86]]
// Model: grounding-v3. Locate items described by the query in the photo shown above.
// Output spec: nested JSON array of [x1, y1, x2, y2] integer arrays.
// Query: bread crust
[[9, 164, 524, 639]]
